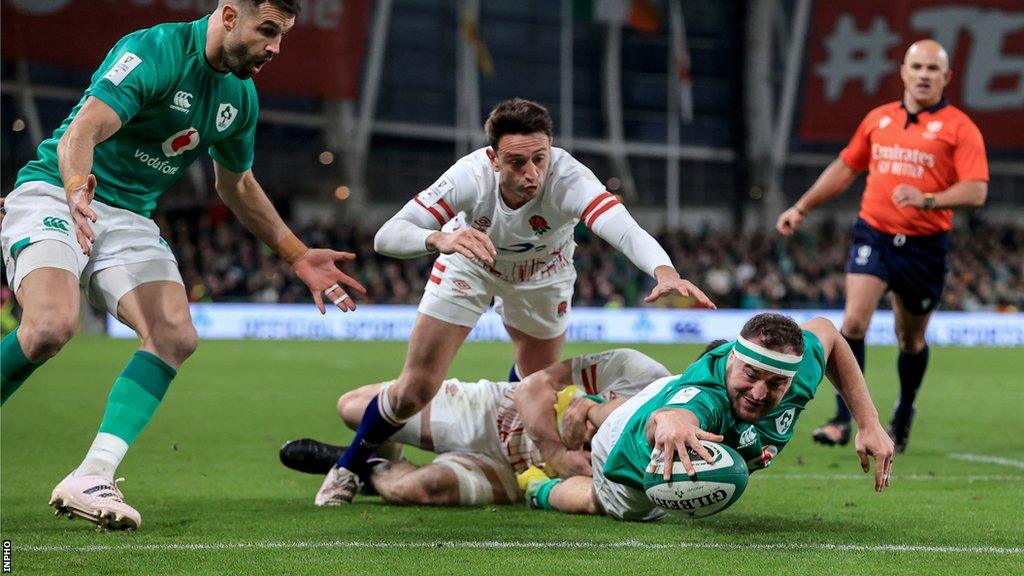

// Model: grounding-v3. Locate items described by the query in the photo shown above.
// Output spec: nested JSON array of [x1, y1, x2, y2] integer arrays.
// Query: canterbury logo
[[42, 216, 70, 233], [171, 91, 193, 112]]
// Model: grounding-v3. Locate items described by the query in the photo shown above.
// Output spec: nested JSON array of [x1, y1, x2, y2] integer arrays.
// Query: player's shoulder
[[548, 147, 593, 179], [117, 20, 192, 55]]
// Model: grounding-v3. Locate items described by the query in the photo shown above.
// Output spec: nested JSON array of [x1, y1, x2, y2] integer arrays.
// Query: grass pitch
[[1, 335, 1022, 575]]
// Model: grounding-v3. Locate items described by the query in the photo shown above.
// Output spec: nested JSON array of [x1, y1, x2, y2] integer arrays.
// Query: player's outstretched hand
[[855, 421, 895, 492], [292, 249, 367, 314], [650, 409, 724, 480], [891, 184, 925, 209], [428, 229, 496, 265], [645, 266, 717, 309], [776, 206, 805, 236], [66, 174, 98, 255]]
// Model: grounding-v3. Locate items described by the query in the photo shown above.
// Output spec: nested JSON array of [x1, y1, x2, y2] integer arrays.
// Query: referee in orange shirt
[[776, 40, 988, 453]]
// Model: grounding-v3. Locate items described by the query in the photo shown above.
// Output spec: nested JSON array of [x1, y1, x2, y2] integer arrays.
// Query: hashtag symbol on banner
[[815, 14, 901, 101]]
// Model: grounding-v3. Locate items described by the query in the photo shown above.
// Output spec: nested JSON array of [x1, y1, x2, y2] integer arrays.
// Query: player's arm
[[212, 162, 366, 313], [891, 179, 987, 210], [645, 407, 724, 479], [802, 317, 894, 492], [589, 210, 715, 308], [777, 158, 861, 236], [373, 200, 495, 264], [56, 97, 123, 255], [514, 359, 592, 477]]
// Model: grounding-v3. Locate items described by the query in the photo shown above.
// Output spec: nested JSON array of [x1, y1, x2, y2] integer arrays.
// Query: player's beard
[[223, 42, 260, 79]]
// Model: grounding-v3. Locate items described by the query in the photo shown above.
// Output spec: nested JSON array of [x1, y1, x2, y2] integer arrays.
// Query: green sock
[[529, 478, 563, 511], [1, 329, 44, 405], [97, 351, 177, 445]]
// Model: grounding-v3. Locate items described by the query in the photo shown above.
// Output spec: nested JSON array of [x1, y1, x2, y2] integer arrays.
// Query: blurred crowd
[[3, 205, 1021, 315], [154, 205, 1022, 312]]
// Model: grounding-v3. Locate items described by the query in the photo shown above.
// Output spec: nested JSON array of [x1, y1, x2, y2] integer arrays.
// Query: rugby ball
[[643, 441, 749, 518]]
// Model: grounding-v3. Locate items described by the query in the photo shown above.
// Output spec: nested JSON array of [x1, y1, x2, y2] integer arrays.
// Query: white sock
[[74, 432, 129, 480]]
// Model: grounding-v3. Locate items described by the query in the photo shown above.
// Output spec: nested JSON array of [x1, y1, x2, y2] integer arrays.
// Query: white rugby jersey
[[376, 147, 672, 283], [496, 349, 671, 473]]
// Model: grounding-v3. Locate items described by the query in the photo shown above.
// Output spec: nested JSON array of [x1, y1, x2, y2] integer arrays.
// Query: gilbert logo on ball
[[643, 441, 749, 518]]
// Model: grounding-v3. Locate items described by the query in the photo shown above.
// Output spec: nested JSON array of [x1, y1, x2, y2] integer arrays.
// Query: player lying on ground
[[281, 349, 670, 506], [517, 313, 895, 521], [317, 98, 715, 505]]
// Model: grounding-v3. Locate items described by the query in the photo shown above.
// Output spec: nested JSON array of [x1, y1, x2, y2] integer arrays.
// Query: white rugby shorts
[[1, 180, 182, 314], [390, 377, 521, 504], [418, 255, 575, 340], [590, 377, 679, 522]]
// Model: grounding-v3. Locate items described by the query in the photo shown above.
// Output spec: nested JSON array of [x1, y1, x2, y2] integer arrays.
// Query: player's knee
[[336, 390, 367, 428], [19, 316, 77, 360], [390, 372, 438, 418], [148, 322, 198, 364]]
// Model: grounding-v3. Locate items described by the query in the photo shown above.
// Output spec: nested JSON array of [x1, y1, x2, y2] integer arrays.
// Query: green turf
[[1, 335, 1022, 575]]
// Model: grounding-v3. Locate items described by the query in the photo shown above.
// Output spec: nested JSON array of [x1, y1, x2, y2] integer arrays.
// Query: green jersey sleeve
[[208, 83, 258, 173], [662, 384, 732, 435], [86, 28, 178, 124]]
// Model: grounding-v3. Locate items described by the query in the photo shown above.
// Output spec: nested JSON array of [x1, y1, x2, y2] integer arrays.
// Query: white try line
[[16, 540, 1022, 555], [754, 473, 1023, 482], [948, 453, 1024, 470]]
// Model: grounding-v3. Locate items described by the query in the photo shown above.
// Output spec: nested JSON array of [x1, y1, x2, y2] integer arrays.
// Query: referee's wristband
[[582, 394, 605, 404]]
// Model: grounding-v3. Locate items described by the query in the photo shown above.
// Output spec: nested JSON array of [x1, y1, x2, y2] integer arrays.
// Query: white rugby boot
[[49, 473, 142, 530], [315, 465, 361, 506]]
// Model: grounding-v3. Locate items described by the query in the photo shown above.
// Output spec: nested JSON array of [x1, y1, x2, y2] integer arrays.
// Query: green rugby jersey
[[15, 16, 258, 217], [603, 331, 826, 490]]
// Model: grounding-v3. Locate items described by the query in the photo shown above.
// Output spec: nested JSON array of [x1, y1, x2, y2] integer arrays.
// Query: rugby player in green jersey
[[0, 1, 365, 530], [517, 313, 895, 521]]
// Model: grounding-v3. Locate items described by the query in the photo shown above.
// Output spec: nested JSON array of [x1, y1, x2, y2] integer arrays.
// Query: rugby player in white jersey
[[316, 98, 714, 505], [283, 349, 669, 506]]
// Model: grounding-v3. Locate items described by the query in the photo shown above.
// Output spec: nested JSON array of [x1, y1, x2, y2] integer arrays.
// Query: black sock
[[896, 345, 929, 420], [834, 334, 865, 423]]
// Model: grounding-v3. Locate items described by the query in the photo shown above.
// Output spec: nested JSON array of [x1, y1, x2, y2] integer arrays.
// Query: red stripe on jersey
[[437, 198, 456, 219], [414, 197, 446, 226], [589, 364, 598, 393], [429, 274, 442, 284], [585, 199, 620, 228], [433, 261, 447, 272], [580, 368, 591, 393], [581, 192, 614, 222]]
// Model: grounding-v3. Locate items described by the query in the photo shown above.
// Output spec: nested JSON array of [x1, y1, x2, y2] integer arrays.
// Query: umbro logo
[[170, 91, 193, 113], [42, 216, 70, 234]]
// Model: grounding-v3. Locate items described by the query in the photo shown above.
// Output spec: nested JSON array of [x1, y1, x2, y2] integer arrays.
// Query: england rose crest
[[529, 215, 550, 235], [556, 300, 568, 317]]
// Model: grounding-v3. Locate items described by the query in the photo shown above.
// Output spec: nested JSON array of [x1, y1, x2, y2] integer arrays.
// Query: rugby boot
[[888, 405, 916, 454], [279, 438, 346, 475], [811, 418, 852, 446], [49, 473, 141, 530], [314, 465, 361, 506]]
